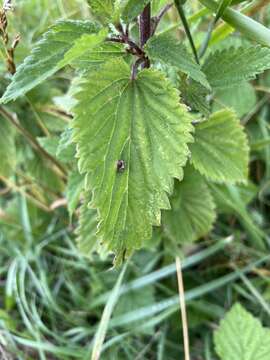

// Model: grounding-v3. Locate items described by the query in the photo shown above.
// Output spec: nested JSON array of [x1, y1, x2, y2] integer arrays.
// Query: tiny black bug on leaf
[[117, 160, 125, 172]]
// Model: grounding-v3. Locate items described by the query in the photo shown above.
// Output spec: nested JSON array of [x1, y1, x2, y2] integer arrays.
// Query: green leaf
[[88, 0, 150, 24], [214, 303, 270, 360], [77, 196, 99, 256], [72, 42, 126, 72], [152, 0, 170, 13], [87, 0, 115, 23], [66, 171, 84, 218], [146, 33, 210, 89], [163, 165, 216, 244], [0, 117, 16, 177], [120, 0, 150, 22], [37, 136, 59, 157], [72, 59, 193, 257], [203, 45, 270, 88], [58, 29, 108, 67], [213, 81, 256, 118], [56, 128, 76, 163], [179, 78, 210, 116], [190, 109, 249, 183], [1, 20, 100, 103], [211, 182, 257, 214]]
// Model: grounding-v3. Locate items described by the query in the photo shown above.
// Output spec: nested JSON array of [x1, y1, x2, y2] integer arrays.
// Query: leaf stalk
[[139, 3, 151, 68]]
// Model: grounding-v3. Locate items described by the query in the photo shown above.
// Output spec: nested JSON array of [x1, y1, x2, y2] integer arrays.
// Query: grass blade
[[198, 0, 270, 46], [109, 255, 270, 328], [90, 237, 233, 308], [91, 262, 128, 360]]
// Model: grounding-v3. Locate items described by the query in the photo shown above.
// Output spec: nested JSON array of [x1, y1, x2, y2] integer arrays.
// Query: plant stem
[[139, 3, 151, 68], [140, 3, 151, 47], [0, 175, 51, 212], [107, 36, 144, 58], [0, 106, 67, 178], [198, 20, 215, 58], [152, 3, 174, 36], [131, 58, 145, 80], [174, 0, 200, 64]]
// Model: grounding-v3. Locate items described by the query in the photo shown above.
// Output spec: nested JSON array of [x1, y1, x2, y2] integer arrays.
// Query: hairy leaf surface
[[214, 303, 270, 360], [190, 110, 249, 183], [146, 33, 210, 89], [180, 78, 210, 116], [59, 29, 108, 67], [203, 46, 270, 88], [88, 0, 150, 23], [77, 196, 99, 256], [213, 81, 256, 118], [72, 59, 193, 257], [73, 42, 126, 71], [1, 20, 100, 103], [163, 165, 216, 244], [87, 0, 115, 23]]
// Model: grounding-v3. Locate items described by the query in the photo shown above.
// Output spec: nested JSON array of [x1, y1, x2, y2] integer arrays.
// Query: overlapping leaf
[[66, 171, 84, 218], [59, 29, 108, 67], [180, 78, 210, 116], [213, 81, 256, 118], [56, 127, 76, 163], [215, 303, 270, 360], [77, 196, 99, 256], [190, 109, 249, 183], [152, 0, 170, 13], [1, 20, 100, 103], [203, 45, 270, 88], [72, 42, 126, 72], [37, 136, 59, 157], [146, 33, 210, 89], [72, 59, 193, 257], [163, 165, 216, 244], [120, 0, 150, 22], [88, 0, 150, 23], [87, 0, 115, 23]]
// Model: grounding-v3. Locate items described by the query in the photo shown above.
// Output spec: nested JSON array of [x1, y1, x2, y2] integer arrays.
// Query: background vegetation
[[0, 0, 270, 359]]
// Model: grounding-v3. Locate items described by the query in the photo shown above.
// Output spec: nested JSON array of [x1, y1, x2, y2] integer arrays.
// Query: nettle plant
[[1, 0, 270, 264]]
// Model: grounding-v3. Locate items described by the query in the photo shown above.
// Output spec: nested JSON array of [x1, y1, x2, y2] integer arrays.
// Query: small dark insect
[[116, 160, 125, 172]]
